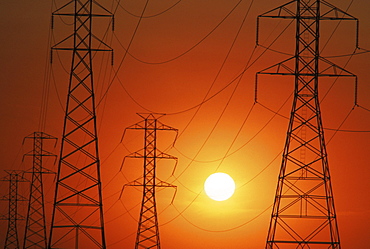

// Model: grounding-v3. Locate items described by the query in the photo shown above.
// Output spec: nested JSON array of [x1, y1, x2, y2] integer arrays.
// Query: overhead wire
[[113, 0, 245, 65], [172, 203, 272, 233], [357, 105, 370, 113], [175, 0, 255, 141], [171, 92, 291, 197], [116, 0, 182, 18], [162, 145, 279, 232], [107, 1, 294, 117], [166, 0, 257, 181], [169, 19, 295, 167], [258, 102, 370, 133], [311, 0, 359, 117], [38, 25, 53, 132], [160, 5, 295, 201], [49, 67, 65, 112], [320, 0, 355, 53], [153, 22, 294, 201], [96, 0, 150, 108], [325, 106, 355, 144], [51, 0, 74, 26], [172, 144, 282, 233], [326, 48, 370, 58], [172, 68, 256, 180], [165, 18, 295, 116], [258, 44, 370, 58], [37, 0, 64, 132], [110, 0, 255, 116], [172, 89, 254, 194]]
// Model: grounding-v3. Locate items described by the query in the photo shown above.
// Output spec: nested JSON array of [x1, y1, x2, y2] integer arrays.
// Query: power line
[[163, 19, 296, 116], [96, 0, 150, 108], [175, 0, 256, 140], [103, 1, 293, 118], [258, 103, 370, 133], [171, 58, 253, 181], [116, 0, 182, 18], [113, 0, 245, 65], [172, 94, 291, 165], [357, 104, 370, 113], [258, 44, 370, 58], [172, 203, 271, 233]]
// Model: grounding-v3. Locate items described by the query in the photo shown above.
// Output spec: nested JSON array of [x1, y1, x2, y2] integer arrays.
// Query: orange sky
[[0, 0, 369, 248]]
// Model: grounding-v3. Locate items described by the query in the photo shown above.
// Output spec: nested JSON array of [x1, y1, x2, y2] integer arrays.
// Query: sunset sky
[[0, 0, 369, 248]]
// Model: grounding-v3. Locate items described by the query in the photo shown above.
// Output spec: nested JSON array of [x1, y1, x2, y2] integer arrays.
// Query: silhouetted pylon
[[256, 0, 358, 248], [0, 170, 28, 249], [121, 113, 178, 249], [23, 132, 57, 249], [48, 0, 113, 248]]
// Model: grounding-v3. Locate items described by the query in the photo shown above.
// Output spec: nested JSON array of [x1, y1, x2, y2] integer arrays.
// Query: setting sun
[[204, 172, 236, 201]]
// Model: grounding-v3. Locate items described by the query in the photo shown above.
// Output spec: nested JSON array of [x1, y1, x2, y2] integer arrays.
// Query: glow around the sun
[[204, 172, 236, 201]]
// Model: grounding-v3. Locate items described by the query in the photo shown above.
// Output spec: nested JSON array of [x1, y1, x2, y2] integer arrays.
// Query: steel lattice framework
[[23, 132, 57, 249], [256, 0, 358, 248], [0, 170, 28, 249], [121, 114, 177, 249], [48, 0, 113, 248]]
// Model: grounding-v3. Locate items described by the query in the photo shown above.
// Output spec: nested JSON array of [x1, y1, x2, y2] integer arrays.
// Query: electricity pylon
[[23, 132, 57, 249], [256, 0, 358, 248], [0, 170, 28, 249], [121, 113, 177, 249], [48, 0, 113, 248]]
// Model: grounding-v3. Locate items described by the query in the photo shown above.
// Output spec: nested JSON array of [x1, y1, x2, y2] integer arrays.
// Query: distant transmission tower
[[23, 132, 57, 249], [256, 0, 358, 248], [121, 113, 177, 249], [48, 0, 113, 248], [0, 170, 28, 249]]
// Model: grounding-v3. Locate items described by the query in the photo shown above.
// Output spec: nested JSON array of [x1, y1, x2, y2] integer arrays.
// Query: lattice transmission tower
[[48, 0, 113, 248], [121, 113, 177, 249], [0, 170, 28, 249], [256, 0, 358, 248], [23, 132, 57, 249]]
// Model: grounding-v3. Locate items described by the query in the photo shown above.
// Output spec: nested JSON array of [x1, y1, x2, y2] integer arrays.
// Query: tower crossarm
[[257, 0, 358, 20], [51, 0, 113, 53], [121, 149, 178, 175], [255, 56, 358, 104]]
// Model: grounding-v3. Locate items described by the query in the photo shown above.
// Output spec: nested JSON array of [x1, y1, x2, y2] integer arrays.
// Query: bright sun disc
[[204, 172, 235, 201]]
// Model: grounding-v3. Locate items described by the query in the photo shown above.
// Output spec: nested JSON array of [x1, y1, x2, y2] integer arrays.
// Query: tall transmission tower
[[121, 113, 177, 249], [256, 0, 358, 248], [0, 170, 28, 249], [48, 0, 113, 248], [23, 132, 57, 249]]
